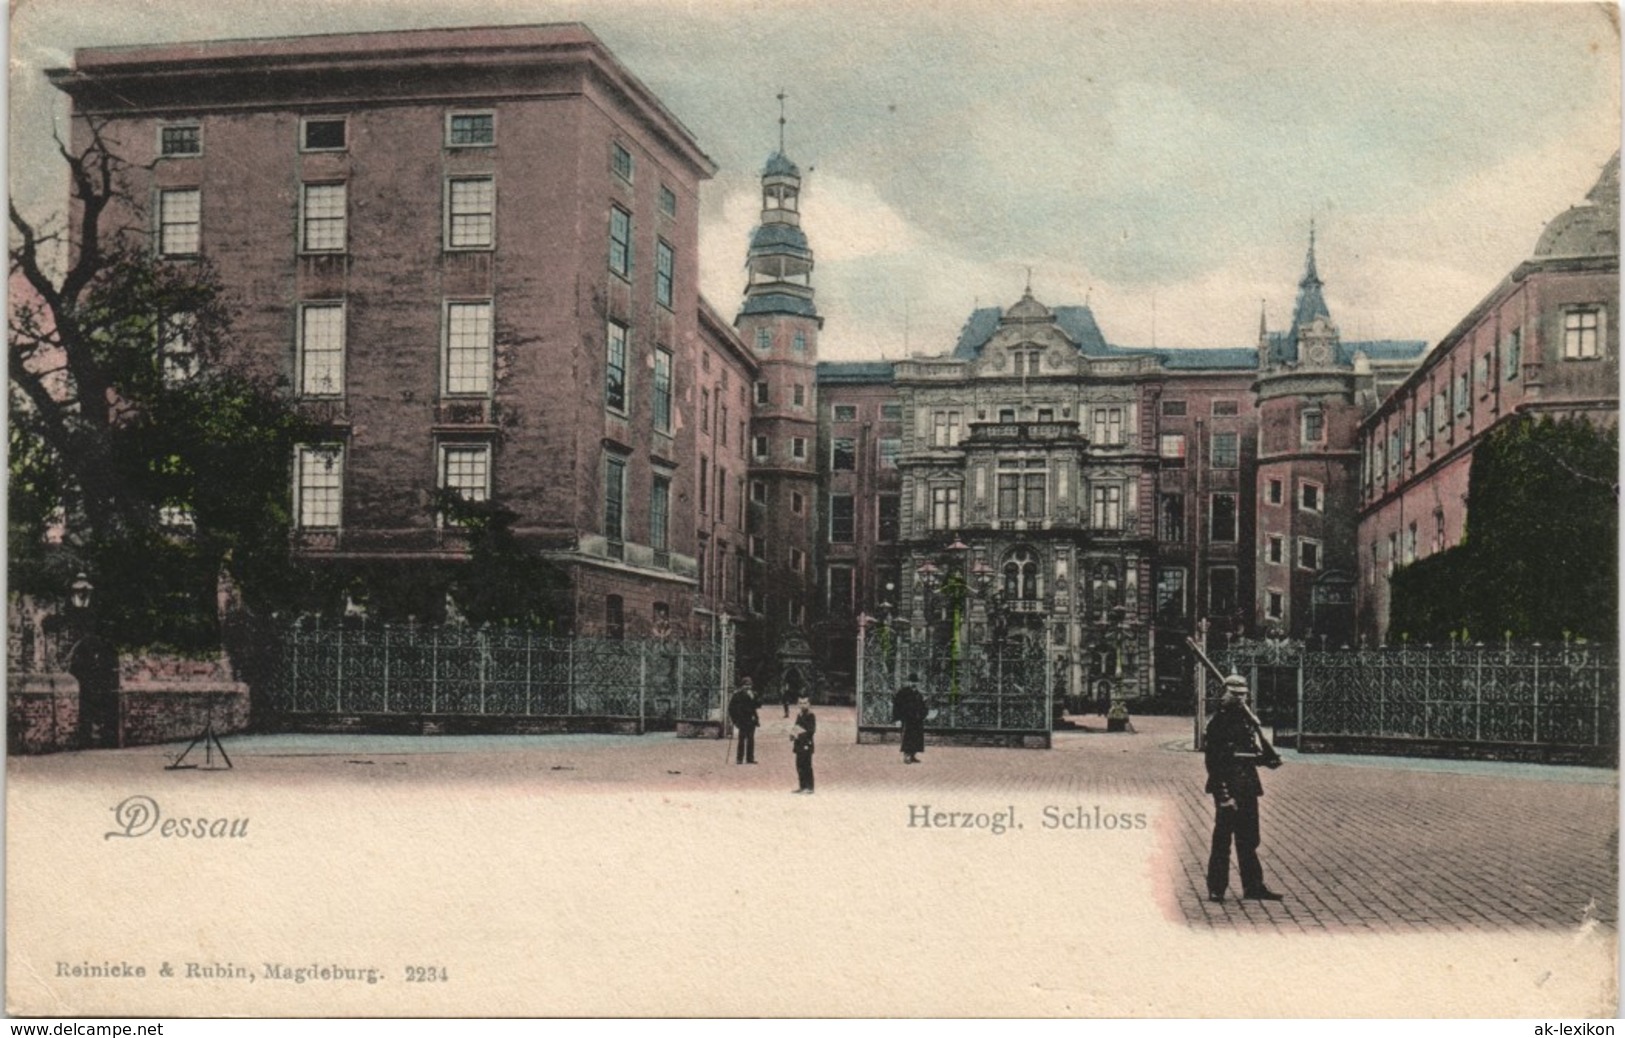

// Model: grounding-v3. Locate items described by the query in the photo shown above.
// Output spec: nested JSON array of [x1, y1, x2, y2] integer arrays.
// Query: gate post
[[1296, 653, 1305, 740], [854, 617, 867, 742], [638, 641, 648, 734], [383, 625, 391, 714]]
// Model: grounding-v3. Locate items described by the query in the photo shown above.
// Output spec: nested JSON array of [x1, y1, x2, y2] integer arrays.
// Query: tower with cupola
[[736, 110, 823, 696]]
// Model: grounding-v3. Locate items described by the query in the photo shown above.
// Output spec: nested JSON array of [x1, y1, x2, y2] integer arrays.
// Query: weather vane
[[777, 89, 787, 153]]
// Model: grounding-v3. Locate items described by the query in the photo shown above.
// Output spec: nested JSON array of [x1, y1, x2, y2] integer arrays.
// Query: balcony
[[966, 420, 1083, 444], [434, 399, 497, 428]]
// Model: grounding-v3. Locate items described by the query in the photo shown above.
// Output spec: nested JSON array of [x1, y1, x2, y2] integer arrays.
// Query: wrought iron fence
[[270, 620, 727, 725], [857, 625, 1051, 732], [1212, 640, 1617, 749]]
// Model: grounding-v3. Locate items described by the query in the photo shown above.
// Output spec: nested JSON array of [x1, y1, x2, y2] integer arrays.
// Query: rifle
[[1185, 636, 1281, 767]]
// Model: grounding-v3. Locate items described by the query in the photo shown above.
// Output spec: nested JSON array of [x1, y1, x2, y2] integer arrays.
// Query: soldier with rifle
[[1202, 671, 1285, 903]]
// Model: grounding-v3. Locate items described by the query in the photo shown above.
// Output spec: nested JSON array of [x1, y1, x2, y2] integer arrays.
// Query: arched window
[[1003, 549, 1040, 601], [1091, 564, 1119, 612]]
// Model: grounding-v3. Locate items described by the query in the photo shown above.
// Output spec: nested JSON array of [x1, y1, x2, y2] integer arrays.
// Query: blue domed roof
[[748, 222, 812, 259], [763, 151, 801, 177]]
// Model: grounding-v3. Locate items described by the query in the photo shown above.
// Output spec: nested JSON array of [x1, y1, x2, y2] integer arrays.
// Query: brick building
[[48, 25, 720, 639], [1356, 153, 1620, 643]]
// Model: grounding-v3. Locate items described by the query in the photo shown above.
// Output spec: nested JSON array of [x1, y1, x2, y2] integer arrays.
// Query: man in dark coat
[[892, 683, 927, 764], [790, 698, 817, 794], [727, 677, 760, 765], [69, 631, 120, 749], [1204, 674, 1284, 903]]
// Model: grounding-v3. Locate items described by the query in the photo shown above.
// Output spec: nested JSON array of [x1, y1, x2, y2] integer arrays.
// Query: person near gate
[[892, 681, 927, 764], [1203, 673, 1284, 902], [728, 676, 760, 765], [790, 697, 817, 794]]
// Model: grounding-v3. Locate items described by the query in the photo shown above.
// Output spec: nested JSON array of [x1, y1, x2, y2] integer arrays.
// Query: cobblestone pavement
[[15, 708, 1615, 935]]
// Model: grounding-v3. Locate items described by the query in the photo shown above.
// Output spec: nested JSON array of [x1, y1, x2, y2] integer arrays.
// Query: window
[[1302, 410, 1325, 444], [833, 404, 858, 422], [158, 188, 200, 256], [830, 495, 855, 543], [1211, 399, 1239, 417], [792, 438, 807, 459], [605, 595, 624, 640], [440, 443, 491, 509], [1037, 408, 1054, 422], [655, 240, 674, 308], [446, 177, 495, 249], [1005, 550, 1041, 601], [828, 567, 854, 615], [444, 302, 493, 396], [789, 547, 806, 573], [882, 403, 903, 421], [1266, 590, 1284, 621], [831, 438, 856, 471], [1091, 485, 1122, 530], [653, 348, 673, 433], [1405, 522, 1417, 564], [1024, 471, 1047, 519], [1210, 432, 1238, 469], [1434, 510, 1447, 554], [1092, 407, 1124, 446], [1437, 390, 1450, 432], [1455, 373, 1470, 416], [878, 439, 900, 468], [158, 313, 198, 386], [1298, 538, 1321, 571], [160, 124, 200, 157], [933, 411, 962, 447], [650, 476, 671, 552], [609, 207, 632, 278], [755, 381, 770, 405], [751, 480, 766, 505], [793, 332, 807, 353], [612, 142, 634, 182], [1210, 494, 1237, 542], [1564, 309, 1601, 359], [716, 467, 727, 516], [878, 495, 900, 542], [446, 112, 494, 147], [658, 185, 677, 217], [1159, 433, 1186, 464], [1155, 568, 1187, 619], [699, 456, 709, 514], [930, 486, 961, 530], [720, 404, 729, 442], [753, 435, 769, 460], [1267, 535, 1284, 565], [604, 456, 626, 541], [1266, 479, 1283, 506], [605, 321, 628, 412], [299, 303, 345, 397], [301, 118, 346, 151], [999, 408, 1017, 424], [793, 384, 806, 407], [1161, 400, 1187, 417], [1504, 329, 1522, 380], [792, 491, 805, 515], [756, 328, 772, 351], [1159, 493, 1184, 542], [1209, 567, 1237, 614], [301, 183, 347, 252], [295, 445, 344, 529], [1299, 481, 1323, 513]]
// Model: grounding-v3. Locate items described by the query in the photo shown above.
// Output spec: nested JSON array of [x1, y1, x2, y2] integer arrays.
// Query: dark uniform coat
[[792, 706, 817, 791], [892, 686, 928, 756], [1202, 700, 1280, 898]]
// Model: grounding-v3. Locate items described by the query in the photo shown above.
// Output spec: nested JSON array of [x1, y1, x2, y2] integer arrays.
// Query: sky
[[9, 0, 1620, 362]]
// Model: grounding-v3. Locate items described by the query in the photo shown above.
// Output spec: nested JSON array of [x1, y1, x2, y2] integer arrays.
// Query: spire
[[1290, 222, 1331, 331], [1259, 299, 1267, 339], [739, 110, 817, 321]]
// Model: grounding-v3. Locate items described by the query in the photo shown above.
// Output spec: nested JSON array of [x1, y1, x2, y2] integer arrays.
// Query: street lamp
[[69, 573, 93, 611]]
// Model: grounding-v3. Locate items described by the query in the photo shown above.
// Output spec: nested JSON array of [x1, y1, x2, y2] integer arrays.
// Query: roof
[[817, 361, 896, 384], [950, 303, 1110, 359], [763, 151, 802, 178], [1152, 347, 1259, 370], [1343, 339, 1428, 363], [1533, 152, 1619, 260], [739, 292, 819, 318], [747, 222, 812, 259]]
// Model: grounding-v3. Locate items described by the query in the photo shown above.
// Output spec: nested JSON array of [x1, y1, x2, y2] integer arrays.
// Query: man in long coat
[[790, 698, 816, 794], [892, 683, 927, 764], [728, 677, 760, 765], [1203, 674, 1284, 902]]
